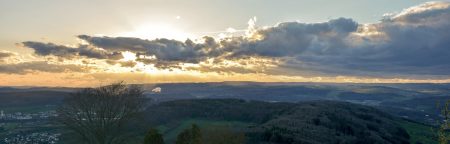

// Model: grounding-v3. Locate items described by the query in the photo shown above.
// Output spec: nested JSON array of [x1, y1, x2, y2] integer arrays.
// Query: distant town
[[0, 109, 61, 144]]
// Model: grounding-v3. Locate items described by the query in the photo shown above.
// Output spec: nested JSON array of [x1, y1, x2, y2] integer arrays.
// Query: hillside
[[143, 99, 431, 144], [143, 82, 449, 124], [0, 84, 443, 143], [1, 83, 449, 125], [0, 91, 69, 105]]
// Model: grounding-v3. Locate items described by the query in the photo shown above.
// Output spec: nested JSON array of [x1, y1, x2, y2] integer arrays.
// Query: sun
[[117, 22, 194, 41], [121, 51, 137, 61]]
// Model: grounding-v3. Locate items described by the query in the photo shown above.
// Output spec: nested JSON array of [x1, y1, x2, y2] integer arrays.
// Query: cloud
[[0, 51, 14, 59], [119, 61, 137, 68], [105, 60, 137, 68], [22, 41, 123, 60], [69, 18, 372, 76], [19, 2, 450, 78], [226, 2, 450, 76], [388, 1, 450, 25], [228, 18, 358, 58], [332, 1, 450, 75], [0, 61, 91, 74], [78, 35, 222, 63]]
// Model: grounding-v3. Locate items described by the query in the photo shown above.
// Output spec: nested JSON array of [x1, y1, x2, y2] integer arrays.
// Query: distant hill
[[379, 96, 450, 124], [142, 82, 449, 124], [143, 99, 430, 144], [1, 82, 449, 124], [0, 90, 70, 107]]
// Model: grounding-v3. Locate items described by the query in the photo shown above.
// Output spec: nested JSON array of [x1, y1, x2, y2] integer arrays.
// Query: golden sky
[[1, 1, 450, 87]]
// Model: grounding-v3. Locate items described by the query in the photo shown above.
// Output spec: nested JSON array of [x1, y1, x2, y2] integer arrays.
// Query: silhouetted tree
[[175, 124, 202, 144], [57, 82, 146, 144], [144, 128, 164, 144]]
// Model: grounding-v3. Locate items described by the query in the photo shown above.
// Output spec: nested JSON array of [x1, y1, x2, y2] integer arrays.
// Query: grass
[[400, 120, 437, 144], [0, 105, 56, 113], [3, 122, 19, 130]]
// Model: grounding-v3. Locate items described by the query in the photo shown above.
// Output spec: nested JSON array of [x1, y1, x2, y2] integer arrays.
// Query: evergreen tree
[[143, 128, 164, 144], [175, 124, 202, 144], [175, 129, 191, 144], [191, 124, 202, 144]]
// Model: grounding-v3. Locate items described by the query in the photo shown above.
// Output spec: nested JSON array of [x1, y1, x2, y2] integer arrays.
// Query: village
[[0, 110, 61, 144]]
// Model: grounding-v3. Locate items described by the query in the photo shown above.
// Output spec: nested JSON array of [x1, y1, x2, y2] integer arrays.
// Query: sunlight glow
[[121, 51, 137, 61], [117, 23, 194, 40]]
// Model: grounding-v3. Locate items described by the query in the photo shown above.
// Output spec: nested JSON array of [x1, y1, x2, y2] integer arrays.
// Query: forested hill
[[143, 99, 417, 144]]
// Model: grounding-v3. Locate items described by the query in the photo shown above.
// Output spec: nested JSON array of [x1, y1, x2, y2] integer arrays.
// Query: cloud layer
[[0, 51, 14, 59], [0, 61, 91, 74], [22, 42, 123, 60], [16, 1, 450, 79]]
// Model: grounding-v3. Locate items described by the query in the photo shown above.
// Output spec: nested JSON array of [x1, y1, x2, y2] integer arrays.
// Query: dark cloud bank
[[22, 42, 123, 60], [19, 2, 450, 77]]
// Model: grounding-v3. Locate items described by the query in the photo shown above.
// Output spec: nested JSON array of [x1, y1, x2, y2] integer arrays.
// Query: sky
[[1, 0, 450, 87]]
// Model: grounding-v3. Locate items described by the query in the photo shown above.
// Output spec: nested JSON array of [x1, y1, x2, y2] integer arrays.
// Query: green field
[[2, 122, 20, 131], [0, 105, 56, 113], [400, 120, 437, 144]]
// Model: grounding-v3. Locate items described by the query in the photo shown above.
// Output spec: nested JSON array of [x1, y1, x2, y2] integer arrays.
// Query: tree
[[191, 124, 202, 144], [175, 124, 202, 144], [438, 100, 450, 144], [144, 128, 164, 144], [175, 129, 192, 144], [56, 82, 146, 144]]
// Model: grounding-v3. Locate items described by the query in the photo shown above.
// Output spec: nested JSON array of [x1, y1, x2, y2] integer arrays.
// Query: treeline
[[144, 99, 295, 125]]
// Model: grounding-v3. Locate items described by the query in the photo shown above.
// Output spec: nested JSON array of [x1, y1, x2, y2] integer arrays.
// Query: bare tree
[[57, 82, 146, 144]]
